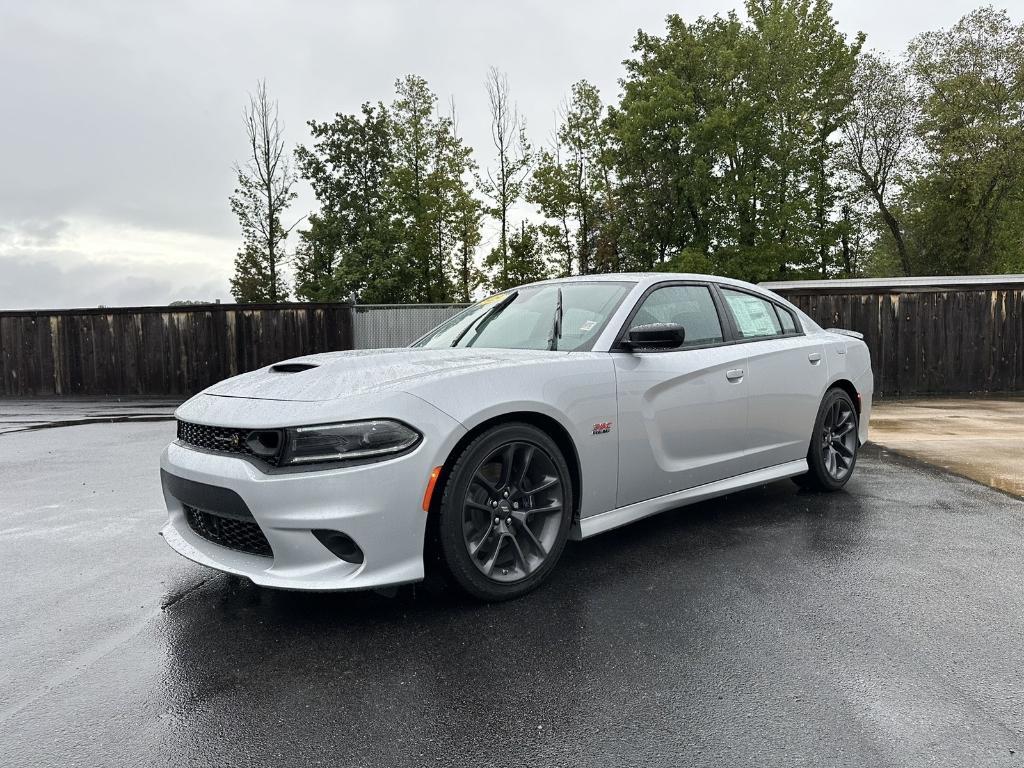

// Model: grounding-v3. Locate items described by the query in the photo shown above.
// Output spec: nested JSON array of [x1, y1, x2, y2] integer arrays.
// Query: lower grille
[[184, 505, 272, 557]]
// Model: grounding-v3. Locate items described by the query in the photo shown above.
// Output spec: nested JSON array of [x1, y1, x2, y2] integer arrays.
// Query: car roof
[[524, 272, 766, 293], [523, 272, 821, 332]]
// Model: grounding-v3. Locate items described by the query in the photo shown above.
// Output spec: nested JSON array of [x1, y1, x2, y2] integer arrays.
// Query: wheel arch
[[828, 378, 861, 416], [424, 411, 583, 542]]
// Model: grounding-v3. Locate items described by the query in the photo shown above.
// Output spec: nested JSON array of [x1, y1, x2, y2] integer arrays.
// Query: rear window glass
[[721, 289, 782, 338], [776, 305, 798, 334]]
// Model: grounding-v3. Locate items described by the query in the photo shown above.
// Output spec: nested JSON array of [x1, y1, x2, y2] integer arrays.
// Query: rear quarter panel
[[822, 334, 873, 444]]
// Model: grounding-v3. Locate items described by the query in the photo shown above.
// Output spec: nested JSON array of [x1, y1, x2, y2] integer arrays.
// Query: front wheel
[[794, 388, 859, 491], [436, 423, 573, 601]]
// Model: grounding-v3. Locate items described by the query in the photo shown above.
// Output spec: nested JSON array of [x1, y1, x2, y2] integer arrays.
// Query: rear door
[[717, 287, 827, 471], [613, 282, 750, 508]]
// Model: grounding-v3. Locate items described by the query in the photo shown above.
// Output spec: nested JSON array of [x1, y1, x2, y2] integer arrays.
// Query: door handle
[[808, 352, 822, 364], [726, 368, 745, 381]]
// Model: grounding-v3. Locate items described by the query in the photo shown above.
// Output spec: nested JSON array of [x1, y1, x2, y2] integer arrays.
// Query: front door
[[613, 283, 750, 508]]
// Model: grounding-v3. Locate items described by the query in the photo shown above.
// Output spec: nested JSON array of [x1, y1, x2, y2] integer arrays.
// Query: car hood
[[202, 347, 567, 402]]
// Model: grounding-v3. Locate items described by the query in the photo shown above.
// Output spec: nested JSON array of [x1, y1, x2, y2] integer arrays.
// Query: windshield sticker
[[579, 320, 597, 332]]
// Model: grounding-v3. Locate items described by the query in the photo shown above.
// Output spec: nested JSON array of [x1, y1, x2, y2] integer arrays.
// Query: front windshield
[[413, 282, 633, 351]]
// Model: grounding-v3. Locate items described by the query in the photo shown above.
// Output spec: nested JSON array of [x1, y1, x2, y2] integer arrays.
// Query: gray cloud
[[0, 250, 228, 310], [0, 219, 69, 248]]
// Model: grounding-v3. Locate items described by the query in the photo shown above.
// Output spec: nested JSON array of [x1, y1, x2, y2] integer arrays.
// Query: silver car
[[159, 273, 872, 600]]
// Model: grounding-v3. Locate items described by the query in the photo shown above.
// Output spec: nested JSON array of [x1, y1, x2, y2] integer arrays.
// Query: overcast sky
[[0, 0, 995, 309]]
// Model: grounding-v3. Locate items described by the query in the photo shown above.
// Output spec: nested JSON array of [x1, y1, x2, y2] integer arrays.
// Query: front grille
[[176, 420, 282, 467], [184, 505, 273, 557]]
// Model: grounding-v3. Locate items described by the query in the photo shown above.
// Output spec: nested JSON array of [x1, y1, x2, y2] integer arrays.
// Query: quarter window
[[721, 289, 782, 338], [629, 285, 723, 347], [776, 305, 798, 334]]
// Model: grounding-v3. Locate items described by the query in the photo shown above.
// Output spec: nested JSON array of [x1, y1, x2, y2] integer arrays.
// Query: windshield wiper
[[546, 287, 563, 351], [451, 291, 518, 347]]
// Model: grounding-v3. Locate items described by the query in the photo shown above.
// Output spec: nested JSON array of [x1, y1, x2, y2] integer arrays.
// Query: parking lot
[[2, 401, 1023, 767]]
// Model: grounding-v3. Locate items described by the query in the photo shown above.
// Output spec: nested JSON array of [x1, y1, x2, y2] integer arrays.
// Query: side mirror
[[622, 322, 685, 351]]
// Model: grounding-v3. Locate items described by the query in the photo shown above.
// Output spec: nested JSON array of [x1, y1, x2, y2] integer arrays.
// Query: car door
[[613, 282, 750, 508], [717, 287, 827, 472]]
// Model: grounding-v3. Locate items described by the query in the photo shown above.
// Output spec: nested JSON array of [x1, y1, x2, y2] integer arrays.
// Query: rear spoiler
[[826, 328, 864, 340]]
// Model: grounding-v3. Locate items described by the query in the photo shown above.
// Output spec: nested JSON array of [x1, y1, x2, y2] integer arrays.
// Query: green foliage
[[452, 187, 485, 302], [902, 7, 1024, 275], [294, 103, 406, 303], [530, 81, 619, 276], [231, 243, 289, 303], [501, 221, 549, 289], [610, 1, 862, 281], [295, 77, 481, 303]]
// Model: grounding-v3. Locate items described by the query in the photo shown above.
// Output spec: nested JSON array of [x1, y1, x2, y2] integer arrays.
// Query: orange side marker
[[422, 466, 443, 512]]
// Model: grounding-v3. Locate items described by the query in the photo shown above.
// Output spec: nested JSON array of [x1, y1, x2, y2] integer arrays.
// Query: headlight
[[280, 420, 421, 466]]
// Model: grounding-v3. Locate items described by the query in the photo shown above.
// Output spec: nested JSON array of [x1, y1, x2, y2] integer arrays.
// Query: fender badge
[[592, 421, 613, 435]]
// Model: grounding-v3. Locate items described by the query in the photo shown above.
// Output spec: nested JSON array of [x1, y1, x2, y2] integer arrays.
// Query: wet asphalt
[[1, 403, 1023, 767]]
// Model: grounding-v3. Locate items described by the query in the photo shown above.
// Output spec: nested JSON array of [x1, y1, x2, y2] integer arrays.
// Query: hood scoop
[[270, 362, 320, 373]]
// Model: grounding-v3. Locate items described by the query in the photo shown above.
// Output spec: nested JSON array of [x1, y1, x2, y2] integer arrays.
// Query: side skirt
[[571, 459, 808, 540]]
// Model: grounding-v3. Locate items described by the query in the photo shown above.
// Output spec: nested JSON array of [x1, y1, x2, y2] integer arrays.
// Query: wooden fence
[[2, 277, 1022, 398], [0, 303, 354, 397], [765, 276, 1024, 398]]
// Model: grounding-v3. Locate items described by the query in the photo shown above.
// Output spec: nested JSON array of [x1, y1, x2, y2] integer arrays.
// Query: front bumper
[[159, 396, 466, 591]]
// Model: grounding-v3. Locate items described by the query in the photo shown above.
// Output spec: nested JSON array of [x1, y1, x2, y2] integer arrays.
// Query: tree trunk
[[872, 190, 911, 276], [840, 205, 853, 276]]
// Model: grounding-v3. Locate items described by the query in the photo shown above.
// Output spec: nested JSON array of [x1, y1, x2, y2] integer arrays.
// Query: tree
[[530, 81, 619, 277], [446, 101, 485, 302], [611, 13, 736, 272], [743, 0, 863, 278], [611, 2, 861, 281], [480, 68, 532, 290], [294, 103, 408, 302], [903, 7, 1024, 275], [391, 75, 447, 302], [505, 221, 549, 286], [229, 81, 297, 303], [295, 77, 481, 302], [840, 53, 916, 275], [452, 191, 484, 302], [391, 77, 484, 302]]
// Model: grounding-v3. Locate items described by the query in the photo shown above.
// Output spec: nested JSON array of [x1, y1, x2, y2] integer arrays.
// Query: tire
[[436, 422, 574, 601], [793, 387, 860, 492]]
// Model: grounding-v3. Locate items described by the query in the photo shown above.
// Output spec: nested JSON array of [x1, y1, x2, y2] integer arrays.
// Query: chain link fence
[[352, 303, 469, 349]]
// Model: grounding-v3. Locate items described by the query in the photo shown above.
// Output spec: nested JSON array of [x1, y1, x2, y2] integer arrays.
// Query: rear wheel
[[794, 388, 859, 491], [437, 423, 573, 601]]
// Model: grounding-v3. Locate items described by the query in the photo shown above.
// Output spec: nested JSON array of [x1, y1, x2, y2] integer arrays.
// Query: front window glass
[[413, 282, 633, 351], [722, 289, 783, 338], [629, 285, 724, 347]]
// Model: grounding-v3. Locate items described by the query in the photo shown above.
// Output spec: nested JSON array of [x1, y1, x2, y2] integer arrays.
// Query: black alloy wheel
[[437, 423, 573, 600], [795, 387, 860, 492]]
